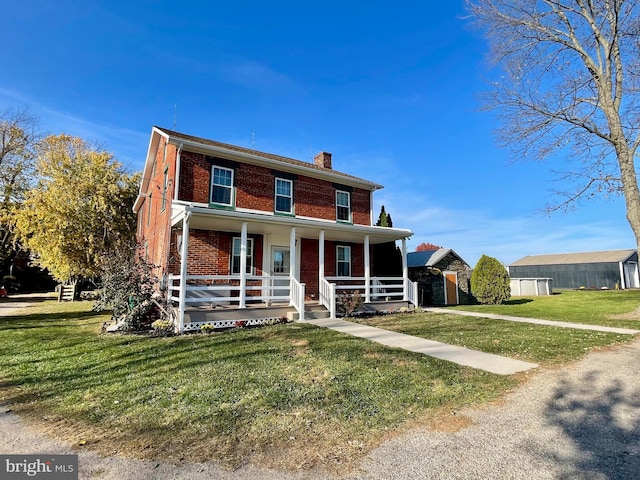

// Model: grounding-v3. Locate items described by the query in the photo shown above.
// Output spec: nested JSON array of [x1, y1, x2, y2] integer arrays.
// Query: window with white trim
[[211, 166, 234, 206], [336, 190, 351, 222], [336, 245, 351, 277], [275, 178, 293, 214], [231, 237, 254, 274]]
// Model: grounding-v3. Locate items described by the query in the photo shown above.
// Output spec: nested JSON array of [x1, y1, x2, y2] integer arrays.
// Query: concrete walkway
[[306, 318, 539, 375], [424, 307, 640, 335]]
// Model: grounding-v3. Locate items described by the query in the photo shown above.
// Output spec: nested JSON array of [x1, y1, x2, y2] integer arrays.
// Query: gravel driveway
[[1, 298, 639, 479]]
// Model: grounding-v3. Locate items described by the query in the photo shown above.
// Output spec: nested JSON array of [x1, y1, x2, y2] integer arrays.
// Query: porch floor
[[181, 299, 412, 328], [182, 301, 330, 327]]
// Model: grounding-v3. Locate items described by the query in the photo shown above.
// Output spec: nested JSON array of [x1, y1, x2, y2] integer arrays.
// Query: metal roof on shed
[[510, 249, 637, 266], [407, 250, 438, 268], [408, 248, 469, 268]]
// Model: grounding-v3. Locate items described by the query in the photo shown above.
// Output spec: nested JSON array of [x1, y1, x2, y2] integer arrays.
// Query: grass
[[354, 313, 632, 365], [449, 289, 640, 328], [0, 300, 514, 473], [0, 291, 638, 473]]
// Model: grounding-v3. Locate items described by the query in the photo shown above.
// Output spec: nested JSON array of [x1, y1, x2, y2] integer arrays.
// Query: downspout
[[174, 143, 183, 201]]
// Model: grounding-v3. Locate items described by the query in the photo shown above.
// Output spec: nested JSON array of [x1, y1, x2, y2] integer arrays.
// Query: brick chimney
[[314, 151, 332, 169]]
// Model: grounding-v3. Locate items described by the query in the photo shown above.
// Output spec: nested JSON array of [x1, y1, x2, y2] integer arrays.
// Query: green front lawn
[[0, 300, 514, 472], [450, 289, 640, 328], [0, 292, 637, 472]]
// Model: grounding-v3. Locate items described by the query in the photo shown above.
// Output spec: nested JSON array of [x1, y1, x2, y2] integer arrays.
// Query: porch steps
[[287, 304, 332, 321]]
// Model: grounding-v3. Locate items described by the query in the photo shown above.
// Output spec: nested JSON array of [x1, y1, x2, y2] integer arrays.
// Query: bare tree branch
[[466, 0, 640, 250]]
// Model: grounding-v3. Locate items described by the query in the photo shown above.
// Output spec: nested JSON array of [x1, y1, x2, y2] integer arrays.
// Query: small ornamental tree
[[93, 247, 163, 331], [471, 254, 510, 305]]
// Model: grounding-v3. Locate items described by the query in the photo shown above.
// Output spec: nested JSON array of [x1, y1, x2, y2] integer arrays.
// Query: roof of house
[[509, 249, 637, 267], [407, 248, 469, 269], [154, 126, 383, 189]]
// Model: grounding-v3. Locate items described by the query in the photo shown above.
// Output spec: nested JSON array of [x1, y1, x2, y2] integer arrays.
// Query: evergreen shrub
[[471, 254, 511, 305]]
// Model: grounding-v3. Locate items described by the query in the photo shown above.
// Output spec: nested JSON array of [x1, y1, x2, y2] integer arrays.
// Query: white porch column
[[289, 227, 296, 306], [289, 227, 297, 277], [364, 235, 371, 303], [239, 222, 248, 308], [319, 230, 325, 304], [402, 237, 408, 301], [177, 211, 191, 334]]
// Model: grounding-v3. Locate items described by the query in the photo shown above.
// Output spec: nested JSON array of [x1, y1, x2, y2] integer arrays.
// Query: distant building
[[509, 249, 639, 290], [408, 248, 472, 305]]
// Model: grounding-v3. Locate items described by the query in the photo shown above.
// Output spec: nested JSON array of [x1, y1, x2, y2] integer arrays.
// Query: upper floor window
[[211, 166, 234, 206], [231, 237, 254, 274], [336, 190, 351, 222], [275, 178, 293, 214], [337, 245, 351, 277]]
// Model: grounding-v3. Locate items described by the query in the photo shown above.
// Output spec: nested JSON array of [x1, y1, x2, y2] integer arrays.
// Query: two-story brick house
[[134, 127, 416, 332]]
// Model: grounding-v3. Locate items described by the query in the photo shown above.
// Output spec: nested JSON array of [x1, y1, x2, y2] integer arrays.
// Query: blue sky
[[2, 1, 635, 266]]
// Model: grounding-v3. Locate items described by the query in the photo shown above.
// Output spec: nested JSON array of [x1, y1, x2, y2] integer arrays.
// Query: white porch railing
[[290, 277, 306, 321], [319, 277, 337, 318], [326, 276, 412, 301], [322, 276, 418, 315], [406, 277, 419, 306], [168, 274, 298, 305]]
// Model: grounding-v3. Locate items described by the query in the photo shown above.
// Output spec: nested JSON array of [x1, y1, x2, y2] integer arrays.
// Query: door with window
[[271, 247, 290, 300]]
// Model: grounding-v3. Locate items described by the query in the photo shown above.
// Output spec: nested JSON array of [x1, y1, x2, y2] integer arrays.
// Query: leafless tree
[[466, 0, 640, 249], [0, 108, 40, 267]]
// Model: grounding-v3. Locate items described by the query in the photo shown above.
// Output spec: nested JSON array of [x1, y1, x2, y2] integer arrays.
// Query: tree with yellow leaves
[[14, 134, 140, 283]]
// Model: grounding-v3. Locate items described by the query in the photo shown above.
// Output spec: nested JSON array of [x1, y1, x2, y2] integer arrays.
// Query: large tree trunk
[[617, 146, 640, 253]]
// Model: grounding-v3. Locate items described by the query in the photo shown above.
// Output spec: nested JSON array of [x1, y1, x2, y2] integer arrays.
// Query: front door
[[444, 272, 459, 305], [271, 247, 290, 300]]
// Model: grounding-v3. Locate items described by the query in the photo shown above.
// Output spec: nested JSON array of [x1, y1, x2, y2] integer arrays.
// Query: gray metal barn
[[508, 249, 639, 290]]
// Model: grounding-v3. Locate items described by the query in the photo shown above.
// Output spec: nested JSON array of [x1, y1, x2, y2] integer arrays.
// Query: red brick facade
[[137, 137, 176, 274], [175, 150, 372, 223], [136, 128, 384, 300]]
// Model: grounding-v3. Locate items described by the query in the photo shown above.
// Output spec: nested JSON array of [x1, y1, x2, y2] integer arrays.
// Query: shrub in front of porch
[[337, 290, 364, 317], [94, 250, 168, 331]]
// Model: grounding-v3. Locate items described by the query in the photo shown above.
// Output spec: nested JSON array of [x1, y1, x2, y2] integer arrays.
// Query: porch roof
[[172, 203, 413, 244]]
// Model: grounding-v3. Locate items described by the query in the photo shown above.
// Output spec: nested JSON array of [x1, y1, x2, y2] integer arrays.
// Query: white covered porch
[[168, 203, 417, 332]]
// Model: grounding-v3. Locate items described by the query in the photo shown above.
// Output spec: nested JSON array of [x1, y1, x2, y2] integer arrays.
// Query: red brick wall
[[299, 239, 364, 298], [301, 238, 319, 297], [177, 149, 372, 225], [178, 151, 210, 204], [139, 141, 375, 285], [168, 230, 264, 277], [235, 163, 274, 211], [137, 137, 177, 275]]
